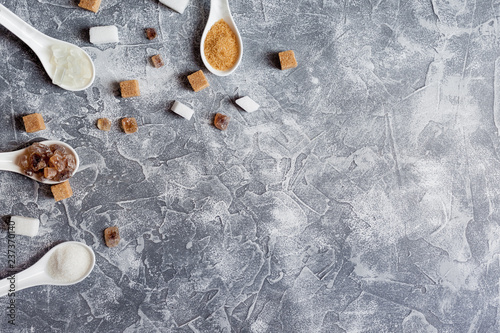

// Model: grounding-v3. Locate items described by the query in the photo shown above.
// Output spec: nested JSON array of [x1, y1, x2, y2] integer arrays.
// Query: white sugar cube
[[171, 101, 194, 120], [236, 96, 260, 113], [159, 0, 189, 14], [10, 216, 39, 237], [89, 26, 119, 45]]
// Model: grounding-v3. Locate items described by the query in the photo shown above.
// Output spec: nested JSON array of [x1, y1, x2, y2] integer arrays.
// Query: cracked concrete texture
[[0, 0, 500, 332]]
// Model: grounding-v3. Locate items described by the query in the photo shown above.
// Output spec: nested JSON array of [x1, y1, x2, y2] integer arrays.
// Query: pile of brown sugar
[[204, 19, 240, 71]]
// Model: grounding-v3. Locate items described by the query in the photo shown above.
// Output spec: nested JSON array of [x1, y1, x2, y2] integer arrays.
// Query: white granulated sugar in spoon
[[47, 243, 93, 283]]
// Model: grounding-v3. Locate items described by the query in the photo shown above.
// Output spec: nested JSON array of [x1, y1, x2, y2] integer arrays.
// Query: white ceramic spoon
[[0, 140, 80, 185], [0, 3, 95, 91], [0, 241, 95, 297], [200, 0, 243, 76]]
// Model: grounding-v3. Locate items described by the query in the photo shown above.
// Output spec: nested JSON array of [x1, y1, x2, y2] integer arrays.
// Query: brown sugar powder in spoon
[[204, 19, 240, 71]]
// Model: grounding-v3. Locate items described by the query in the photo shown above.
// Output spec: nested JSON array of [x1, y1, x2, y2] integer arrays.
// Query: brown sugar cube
[[279, 50, 298, 70], [97, 118, 111, 131], [145, 28, 157, 40], [187, 70, 209, 92], [120, 80, 140, 98], [151, 54, 164, 68], [104, 226, 120, 248], [78, 0, 101, 13], [214, 113, 230, 131], [121, 117, 138, 134], [51, 181, 73, 202], [23, 113, 46, 133]]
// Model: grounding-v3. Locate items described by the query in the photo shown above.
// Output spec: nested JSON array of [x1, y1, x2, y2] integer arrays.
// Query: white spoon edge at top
[[0, 3, 95, 91], [200, 0, 243, 76], [0, 140, 80, 185]]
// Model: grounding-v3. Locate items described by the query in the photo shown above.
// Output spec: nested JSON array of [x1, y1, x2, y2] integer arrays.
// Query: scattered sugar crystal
[[145, 28, 157, 40], [97, 118, 111, 131], [89, 26, 119, 45], [52, 67, 66, 86], [104, 226, 120, 247], [214, 113, 230, 130], [171, 101, 194, 120], [44, 167, 57, 179], [10, 216, 39, 237], [121, 117, 138, 134], [51, 45, 66, 59], [159, 0, 189, 14], [236, 96, 260, 113], [151, 54, 164, 68]]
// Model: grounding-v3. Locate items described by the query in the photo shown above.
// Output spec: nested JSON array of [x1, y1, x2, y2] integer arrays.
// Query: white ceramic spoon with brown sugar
[[0, 140, 80, 185], [200, 0, 243, 76]]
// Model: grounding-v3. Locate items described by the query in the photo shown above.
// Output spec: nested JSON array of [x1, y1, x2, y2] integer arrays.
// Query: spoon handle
[[0, 4, 46, 53], [0, 276, 13, 297], [209, 0, 231, 21], [0, 151, 22, 173], [0, 269, 47, 297]]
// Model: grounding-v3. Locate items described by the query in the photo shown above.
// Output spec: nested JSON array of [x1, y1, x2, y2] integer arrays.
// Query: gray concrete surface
[[1, 0, 500, 332]]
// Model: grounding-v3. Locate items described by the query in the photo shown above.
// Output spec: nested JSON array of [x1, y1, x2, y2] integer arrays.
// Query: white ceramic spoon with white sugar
[[0, 3, 95, 91], [0, 242, 95, 297], [200, 0, 243, 76], [0, 140, 80, 185]]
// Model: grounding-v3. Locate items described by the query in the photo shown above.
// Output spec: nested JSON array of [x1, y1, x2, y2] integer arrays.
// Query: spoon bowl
[[0, 241, 95, 297], [200, 0, 243, 76], [0, 140, 80, 185], [0, 4, 95, 91]]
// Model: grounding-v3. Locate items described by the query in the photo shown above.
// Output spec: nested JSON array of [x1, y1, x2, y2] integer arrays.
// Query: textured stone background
[[1, 0, 500, 332]]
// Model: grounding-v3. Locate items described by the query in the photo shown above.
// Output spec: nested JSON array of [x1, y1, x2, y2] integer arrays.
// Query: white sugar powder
[[47, 243, 93, 283]]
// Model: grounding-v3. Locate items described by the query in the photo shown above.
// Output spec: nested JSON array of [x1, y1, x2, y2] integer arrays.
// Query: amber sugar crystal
[[214, 113, 230, 131], [120, 80, 140, 98], [151, 54, 164, 68], [145, 28, 157, 40], [51, 181, 73, 202], [78, 0, 101, 13], [44, 167, 57, 179], [97, 118, 112, 131], [104, 226, 120, 247], [121, 117, 138, 134], [187, 70, 209, 92], [20, 143, 77, 182], [279, 50, 298, 70], [204, 19, 239, 71], [23, 113, 46, 133]]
